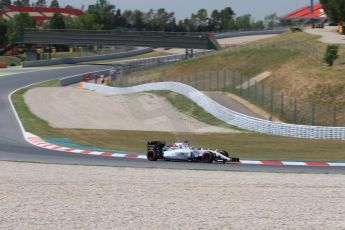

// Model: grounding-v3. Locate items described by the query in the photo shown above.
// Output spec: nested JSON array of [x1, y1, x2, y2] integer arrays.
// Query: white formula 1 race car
[[147, 141, 239, 163]]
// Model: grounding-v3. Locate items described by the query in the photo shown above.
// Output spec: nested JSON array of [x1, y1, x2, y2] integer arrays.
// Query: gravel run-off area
[[24, 87, 237, 133], [1, 161, 345, 229]]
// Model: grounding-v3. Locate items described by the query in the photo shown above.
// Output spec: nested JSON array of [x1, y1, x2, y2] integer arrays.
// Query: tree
[[34, 0, 47, 7], [132, 10, 144, 30], [191, 9, 209, 31], [143, 8, 175, 31], [49, 12, 65, 29], [0, 0, 11, 6], [221, 7, 236, 31], [75, 14, 103, 30], [179, 18, 193, 32], [209, 9, 221, 31], [155, 8, 175, 31], [335, 0, 345, 22], [87, 0, 116, 29], [13, 0, 30, 6], [264, 13, 279, 29], [113, 9, 126, 28], [122, 10, 133, 28], [320, 0, 345, 23], [6, 13, 36, 42], [166, 17, 177, 32], [143, 9, 154, 30], [235, 14, 252, 30], [50, 0, 59, 8], [251, 20, 265, 30], [0, 18, 8, 46]]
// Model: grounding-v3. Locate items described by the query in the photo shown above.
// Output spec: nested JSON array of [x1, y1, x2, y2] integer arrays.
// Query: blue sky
[[50, 0, 319, 20]]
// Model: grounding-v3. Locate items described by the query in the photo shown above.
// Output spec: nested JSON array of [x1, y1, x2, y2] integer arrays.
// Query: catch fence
[[116, 70, 345, 127]]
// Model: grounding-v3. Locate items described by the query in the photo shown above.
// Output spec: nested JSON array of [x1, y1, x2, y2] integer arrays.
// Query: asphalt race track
[[0, 65, 344, 174]]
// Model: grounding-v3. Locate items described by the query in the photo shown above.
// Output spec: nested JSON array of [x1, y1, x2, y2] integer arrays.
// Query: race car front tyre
[[202, 152, 214, 163], [147, 150, 159, 161], [219, 150, 229, 158]]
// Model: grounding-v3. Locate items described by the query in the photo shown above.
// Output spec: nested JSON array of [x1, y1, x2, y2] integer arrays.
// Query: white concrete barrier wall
[[83, 82, 345, 140]]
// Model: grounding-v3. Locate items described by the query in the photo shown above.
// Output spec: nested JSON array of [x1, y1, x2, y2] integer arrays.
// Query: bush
[[0, 56, 21, 66], [324, 44, 339, 66], [290, 27, 302, 32]]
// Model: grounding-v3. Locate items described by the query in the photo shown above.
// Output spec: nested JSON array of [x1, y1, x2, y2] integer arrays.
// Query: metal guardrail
[[109, 50, 212, 75], [82, 82, 345, 141], [60, 50, 213, 86], [21, 29, 220, 50], [23, 47, 153, 67], [215, 29, 288, 39]]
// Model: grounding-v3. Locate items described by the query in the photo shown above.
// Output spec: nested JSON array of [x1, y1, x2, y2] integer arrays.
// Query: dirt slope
[[24, 87, 236, 133]]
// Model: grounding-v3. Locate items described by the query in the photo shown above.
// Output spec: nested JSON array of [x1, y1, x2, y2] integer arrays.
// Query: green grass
[[50, 129, 345, 162], [153, 91, 238, 130], [0, 72, 12, 76], [12, 79, 61, 137], [11, 80, 345, 162], [121, 45, 302, 85]]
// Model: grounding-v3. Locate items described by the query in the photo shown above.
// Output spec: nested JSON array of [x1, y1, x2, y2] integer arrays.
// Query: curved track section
[[0, 66, 343, 173]]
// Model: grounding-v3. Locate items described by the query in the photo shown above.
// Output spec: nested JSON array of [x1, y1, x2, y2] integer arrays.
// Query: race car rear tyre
[[147, 150, 159, 161], [202, 152, 214, 163], [219, 150, 229, 158]]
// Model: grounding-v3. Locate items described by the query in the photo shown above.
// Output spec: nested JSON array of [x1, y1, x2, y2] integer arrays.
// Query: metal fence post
[[261, 84, 265, 106], [194, 74, 197, 89], [209, 71, 212, 91], [311, 102, 315, 126], [223, 70, 226, 90], [240, 75, 243, 96], [294, 98, 297, 123], [280, 92, 284, 117], [201, 72, 205, 90], [232, 72, 235, 92], [333, 106, 337, 127], [254, 80, 258, 103], [247, 76, 250, 99], [217, 70, 220, 90], [270, 87, 274, 113]]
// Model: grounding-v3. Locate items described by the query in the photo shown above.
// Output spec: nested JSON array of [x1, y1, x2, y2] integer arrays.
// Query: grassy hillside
[[120, 32, 345, 126]]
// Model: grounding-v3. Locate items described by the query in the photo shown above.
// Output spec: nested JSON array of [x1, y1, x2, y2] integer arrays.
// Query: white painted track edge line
[[282, 161, 307, 166], [8, 68, 111, 146]]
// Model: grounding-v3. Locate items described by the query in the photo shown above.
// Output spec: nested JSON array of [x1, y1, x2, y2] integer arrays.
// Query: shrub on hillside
[[0, 56, 20, 66], [324, 44, 339, 66]]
